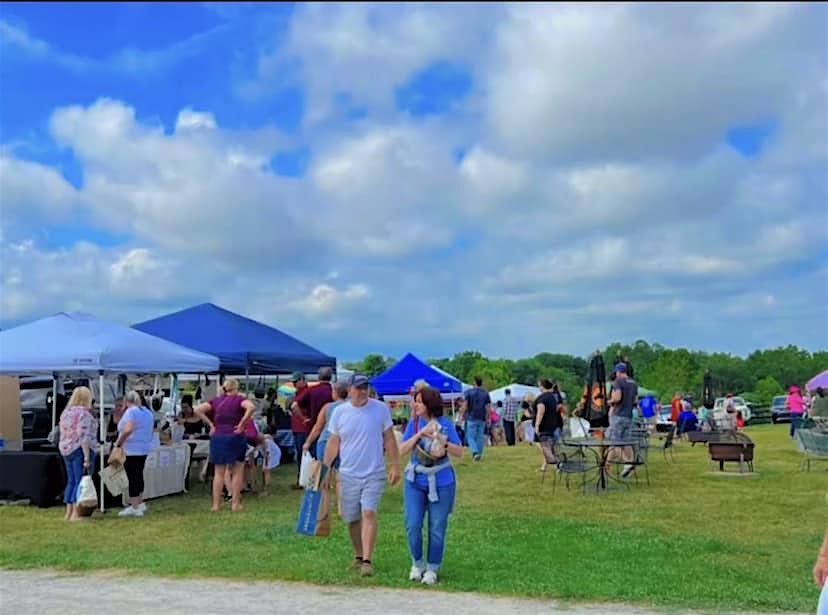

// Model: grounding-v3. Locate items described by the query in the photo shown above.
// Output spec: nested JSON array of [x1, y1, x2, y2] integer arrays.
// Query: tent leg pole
[[245, 367, 250, 395], [99, 372, 105, 513], [171, 374, 178, 426], [51, 373, 58, 430]]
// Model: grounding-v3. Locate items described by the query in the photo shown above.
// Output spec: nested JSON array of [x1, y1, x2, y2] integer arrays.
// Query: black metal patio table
[[562, 438, 640, 491]]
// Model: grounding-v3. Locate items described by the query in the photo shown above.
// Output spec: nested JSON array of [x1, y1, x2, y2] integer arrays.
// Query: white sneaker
[[409, 565, 425, 582], [421, 570, 438, 586], [137, 503, 147, 513], [118, 506, 144, 518]]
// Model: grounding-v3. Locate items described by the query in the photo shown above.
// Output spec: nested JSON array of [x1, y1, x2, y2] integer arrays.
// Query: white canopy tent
[[0, 312, 219, 510], [489, 383, 541, 405]]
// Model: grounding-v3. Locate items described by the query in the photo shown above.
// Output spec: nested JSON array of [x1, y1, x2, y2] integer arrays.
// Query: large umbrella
[[807, 370, 828, 392], [703, 370, 714, 409], [583, 351, 608, 428]]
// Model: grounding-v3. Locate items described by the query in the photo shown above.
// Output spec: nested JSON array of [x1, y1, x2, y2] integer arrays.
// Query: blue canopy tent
[[0, 312, 219, 510], [371, 353, 464, 397], [133, 303, 336, 376]]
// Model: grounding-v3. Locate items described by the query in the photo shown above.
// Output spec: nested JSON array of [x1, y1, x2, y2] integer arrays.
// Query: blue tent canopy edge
[[133, 303, 336, 375], [371, 353, 462, 396]]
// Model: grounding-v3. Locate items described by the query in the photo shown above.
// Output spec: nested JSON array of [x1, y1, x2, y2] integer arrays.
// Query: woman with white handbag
[[113, 391, 155, 518], [58, 386, 100, 522]]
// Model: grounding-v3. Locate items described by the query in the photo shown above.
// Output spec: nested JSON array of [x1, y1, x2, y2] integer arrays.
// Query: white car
[[713, 396, 752, 424]]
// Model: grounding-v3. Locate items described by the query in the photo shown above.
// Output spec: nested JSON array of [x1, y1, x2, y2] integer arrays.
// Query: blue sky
[[0, 3, 826, 362]]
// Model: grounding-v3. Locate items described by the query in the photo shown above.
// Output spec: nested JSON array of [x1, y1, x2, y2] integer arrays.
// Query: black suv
[[20, 377, 67, 445]]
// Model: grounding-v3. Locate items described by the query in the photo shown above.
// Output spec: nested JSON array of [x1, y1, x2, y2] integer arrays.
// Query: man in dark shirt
[[502, 389, 520, 446], [533, 379, 563, 442], [305, 367, 334, 458], [290, 372, 311, 488], [463, 377, 491, 461], [608, 363, 638, 477]]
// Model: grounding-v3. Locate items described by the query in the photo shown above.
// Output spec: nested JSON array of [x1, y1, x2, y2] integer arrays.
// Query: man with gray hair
[[325, 375, 401, 577], [305, 366, 334, 459]]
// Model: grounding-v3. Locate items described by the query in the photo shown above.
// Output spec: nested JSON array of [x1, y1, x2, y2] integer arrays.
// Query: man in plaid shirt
[[502, 389, 520, 446]]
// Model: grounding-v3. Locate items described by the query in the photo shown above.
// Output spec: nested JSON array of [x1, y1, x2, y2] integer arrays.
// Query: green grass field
[[0, 424, 824, 612]]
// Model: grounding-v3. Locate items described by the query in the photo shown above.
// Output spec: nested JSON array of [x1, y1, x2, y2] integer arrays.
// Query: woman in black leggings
[[114, 391, 155, 518]]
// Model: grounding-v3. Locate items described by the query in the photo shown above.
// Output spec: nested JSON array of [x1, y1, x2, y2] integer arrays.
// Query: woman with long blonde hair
[[58, 386, 100, 521], [195, 378, 256, 512]]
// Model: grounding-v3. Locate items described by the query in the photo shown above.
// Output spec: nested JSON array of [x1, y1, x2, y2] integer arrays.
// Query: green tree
[[642, 350, 700, 401], [754, 376, 785, 406], [470, 358, 512, 390], [746, 346, 815, 389], [361, 354, 389, 377], [511, 358, 541, 385]]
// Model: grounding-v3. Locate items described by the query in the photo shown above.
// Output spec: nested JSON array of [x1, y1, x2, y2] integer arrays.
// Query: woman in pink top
[[58, 386, 100, 521], [787, 385, 805, 439], [195, 378, 255, 512]]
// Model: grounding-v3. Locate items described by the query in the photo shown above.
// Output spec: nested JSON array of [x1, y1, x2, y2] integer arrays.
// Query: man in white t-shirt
[[325, 374, 401, 578]]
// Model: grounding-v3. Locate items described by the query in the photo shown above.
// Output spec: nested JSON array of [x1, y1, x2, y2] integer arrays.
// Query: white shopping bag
[[77, 475, 98, 508], [569, 417, 591, 439], [298, 452, 314, 488], [101, 464, 129, 497]]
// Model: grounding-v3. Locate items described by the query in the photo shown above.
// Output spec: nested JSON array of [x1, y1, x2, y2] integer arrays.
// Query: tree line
[[346, 342, 828, 407]]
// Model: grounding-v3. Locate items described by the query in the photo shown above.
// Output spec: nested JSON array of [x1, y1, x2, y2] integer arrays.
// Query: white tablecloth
[[123, 443, 190, 504]]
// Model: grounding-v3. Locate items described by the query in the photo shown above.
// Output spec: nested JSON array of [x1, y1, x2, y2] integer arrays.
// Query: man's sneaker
[[473, 454, 481, 462], [360, 561, 374, 577], [137, 503, 147, 513], [421, 570, 438, 586], [351, 557, 364, 571], [409, 565, 425, 582], [621, 464, 636, 478], [118, 506, 144, 518]]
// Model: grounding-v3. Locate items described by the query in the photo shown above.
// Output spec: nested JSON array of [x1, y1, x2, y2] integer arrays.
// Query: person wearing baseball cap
[[323, 374, 401, 578], [608, 362, 639, 478], [289, 372, 310, 489]]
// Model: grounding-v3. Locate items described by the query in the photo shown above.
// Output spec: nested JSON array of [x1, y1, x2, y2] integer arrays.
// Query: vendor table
[[122, 443, 190, 504], [0, 451, 65, 507]]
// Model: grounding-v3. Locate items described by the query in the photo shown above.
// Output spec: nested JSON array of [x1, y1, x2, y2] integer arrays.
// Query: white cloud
[[0, 17, 231, 76], [310, 124, 460, 255], [0, 152, 78, 238], [290, 283, 370, 317], [247, 3, 497, 123], [175, 108, 218, 131], [485, 3, 825, 162], [1, 4, 826, 358]]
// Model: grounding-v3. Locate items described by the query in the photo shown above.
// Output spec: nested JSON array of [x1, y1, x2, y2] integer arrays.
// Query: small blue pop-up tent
[[133, 303, 336, 375], [371, 353, 463, 396]]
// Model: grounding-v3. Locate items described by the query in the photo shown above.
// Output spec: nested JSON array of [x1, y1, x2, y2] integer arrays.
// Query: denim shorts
[[339, 472, 386, 523], [607, 415, 633, 440]]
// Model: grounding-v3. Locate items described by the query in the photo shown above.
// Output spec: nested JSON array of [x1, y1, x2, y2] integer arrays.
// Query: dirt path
[[0, 569, 792, 614]]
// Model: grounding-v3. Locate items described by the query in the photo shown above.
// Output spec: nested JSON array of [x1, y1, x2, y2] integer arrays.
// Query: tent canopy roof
[[371, 353, 463, 395], [0, 312, 219, 375], [489, 383, 541, 404], [807, 370, 828, 392], [133, 303, 335, 375]]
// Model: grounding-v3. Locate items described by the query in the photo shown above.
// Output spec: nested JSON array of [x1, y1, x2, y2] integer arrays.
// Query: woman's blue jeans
[[62, 448, 96, 504], [404, 480, 456, 572]]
